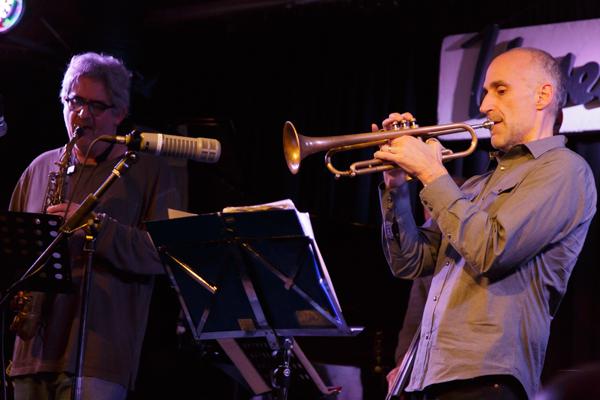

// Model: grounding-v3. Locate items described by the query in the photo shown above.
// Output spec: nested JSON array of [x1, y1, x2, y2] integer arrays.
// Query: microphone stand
[[271, 337, 293, 400], [72, 215, 99, 400], [66, 151, 138, 400]]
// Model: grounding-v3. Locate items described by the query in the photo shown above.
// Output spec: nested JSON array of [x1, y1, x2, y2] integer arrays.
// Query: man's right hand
[[387, 365, 401, 394], [371, 112, 415, 188]]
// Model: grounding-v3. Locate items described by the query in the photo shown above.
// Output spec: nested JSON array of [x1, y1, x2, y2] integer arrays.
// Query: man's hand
[[46, 202, 81, 221], [371, 112, 413, 188], [386, 365, 401, 394], [374, 112, 448, 186]]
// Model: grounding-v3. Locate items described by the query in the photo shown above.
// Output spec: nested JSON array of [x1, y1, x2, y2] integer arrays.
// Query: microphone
[[0, 94, 7, 138], [99, 131, 221, 163]]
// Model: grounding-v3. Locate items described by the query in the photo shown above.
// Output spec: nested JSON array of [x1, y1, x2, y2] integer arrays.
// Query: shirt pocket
[[480, 176, 522, 214]]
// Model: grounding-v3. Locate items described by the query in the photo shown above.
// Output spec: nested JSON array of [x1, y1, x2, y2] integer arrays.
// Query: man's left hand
[[46, 202, 81, 221], [374, 136, 448, 185]]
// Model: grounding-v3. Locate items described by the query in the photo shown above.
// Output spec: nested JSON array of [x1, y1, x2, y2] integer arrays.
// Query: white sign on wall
[[438, 18, 600, 140]]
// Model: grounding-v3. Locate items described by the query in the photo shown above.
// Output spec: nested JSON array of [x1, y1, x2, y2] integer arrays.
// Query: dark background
[[1, 0, 600, 398]]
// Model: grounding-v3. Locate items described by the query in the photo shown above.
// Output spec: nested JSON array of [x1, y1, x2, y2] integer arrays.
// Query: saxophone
[[10, 133, 78, 340]]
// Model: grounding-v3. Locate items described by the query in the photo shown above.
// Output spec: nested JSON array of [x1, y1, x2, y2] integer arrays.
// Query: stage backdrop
[[438, 18, 600, 139]]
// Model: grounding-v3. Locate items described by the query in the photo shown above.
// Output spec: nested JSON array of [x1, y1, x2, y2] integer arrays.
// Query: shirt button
[[444, 261, 450, 266], [425, 334, 430, 340], [433, 296, 438, 302]]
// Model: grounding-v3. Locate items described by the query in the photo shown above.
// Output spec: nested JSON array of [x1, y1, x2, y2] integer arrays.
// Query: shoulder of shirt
[[26, 147, 63, 169], [525, 146, 595, 195], [522, 135, 566, 159], [522, 136, 589, 169], [537, 144, 591, 170]]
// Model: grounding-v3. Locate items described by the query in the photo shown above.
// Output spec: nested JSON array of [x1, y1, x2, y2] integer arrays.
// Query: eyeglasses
[[64, 95, 114, 117]]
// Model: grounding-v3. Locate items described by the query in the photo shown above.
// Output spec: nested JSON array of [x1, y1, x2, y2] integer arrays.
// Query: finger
[[425, 137, 446, 160], [425, 137, 449, 153], [373, 123, 394, 149], [46, 204, 65, 213], [374, 149, 399, 162], [386, 367, 399, 386], [382, 112, 412, 130], [388, 112, 414, 121], [379, 144, 403, 154], [389, 135, 419, 147], [382, 117, 401, 130], [425, 137, 443, 152], [46, 210, 65, 217], [377, 141, 390, 150]]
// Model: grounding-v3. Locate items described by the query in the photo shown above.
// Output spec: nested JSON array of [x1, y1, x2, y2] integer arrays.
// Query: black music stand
[[146, 208, 362, 399], [0, 211, 72, 295]]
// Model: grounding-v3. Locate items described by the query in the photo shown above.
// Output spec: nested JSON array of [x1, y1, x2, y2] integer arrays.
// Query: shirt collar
[[522, 135, 567, 158], [489, 135, 567, 161]]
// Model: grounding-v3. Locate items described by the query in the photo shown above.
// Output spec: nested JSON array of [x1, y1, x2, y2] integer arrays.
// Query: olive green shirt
[[380, 135, 597, 398]]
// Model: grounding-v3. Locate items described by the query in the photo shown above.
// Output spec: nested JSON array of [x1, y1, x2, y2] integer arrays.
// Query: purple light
[[0, 0, 24, 34]]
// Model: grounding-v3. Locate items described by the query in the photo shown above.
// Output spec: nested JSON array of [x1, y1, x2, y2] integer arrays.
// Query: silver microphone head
[[139, 133, 222, 163]]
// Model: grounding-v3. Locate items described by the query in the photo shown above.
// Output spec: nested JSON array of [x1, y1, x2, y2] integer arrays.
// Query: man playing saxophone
[[8, 52, 180, 400], [374, 47, 596, 399]]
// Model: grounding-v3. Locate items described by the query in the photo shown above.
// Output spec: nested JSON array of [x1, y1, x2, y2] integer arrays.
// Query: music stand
[[0, 211, 72, 294], [146, 207, 362, 399]]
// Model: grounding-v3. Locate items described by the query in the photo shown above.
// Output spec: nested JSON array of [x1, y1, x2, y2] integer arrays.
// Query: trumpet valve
[[390, 119, 418, 131]]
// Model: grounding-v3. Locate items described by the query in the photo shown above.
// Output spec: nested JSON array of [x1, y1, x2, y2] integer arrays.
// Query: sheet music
[[295, 212, 341, 310], [222, 198, 296, 213], [222, 199, 342, 311]]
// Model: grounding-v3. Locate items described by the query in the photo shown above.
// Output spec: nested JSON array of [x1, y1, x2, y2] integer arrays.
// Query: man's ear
[[536, 83, 554, 110]]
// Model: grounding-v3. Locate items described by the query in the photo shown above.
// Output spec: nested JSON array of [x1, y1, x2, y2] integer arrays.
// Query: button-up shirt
[[379, 135, 596, 398]]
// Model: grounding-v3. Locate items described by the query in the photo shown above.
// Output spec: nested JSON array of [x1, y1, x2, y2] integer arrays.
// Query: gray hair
[[60, 52, 132, 113], [516, 47, 567, 118]]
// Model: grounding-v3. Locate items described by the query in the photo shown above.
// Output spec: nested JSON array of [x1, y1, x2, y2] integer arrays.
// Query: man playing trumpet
[[374, 47, 597, 399]]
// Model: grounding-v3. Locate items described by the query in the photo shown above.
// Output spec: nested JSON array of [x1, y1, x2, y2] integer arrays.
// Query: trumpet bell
[[283, 121, 302, 175]]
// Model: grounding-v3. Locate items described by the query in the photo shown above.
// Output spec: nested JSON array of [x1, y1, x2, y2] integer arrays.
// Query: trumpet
[[283, 120, 494, 178]]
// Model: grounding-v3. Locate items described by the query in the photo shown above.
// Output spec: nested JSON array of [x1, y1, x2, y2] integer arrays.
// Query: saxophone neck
[[56, 136, 77, 169]]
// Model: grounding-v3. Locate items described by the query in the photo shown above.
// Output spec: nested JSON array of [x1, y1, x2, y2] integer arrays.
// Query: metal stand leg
[[271, 337, 293, 400], [72, 217, 99, 400]]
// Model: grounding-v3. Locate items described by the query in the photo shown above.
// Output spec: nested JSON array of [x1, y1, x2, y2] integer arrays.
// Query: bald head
[[494, 48, 566, 118], [480, 47, 565, 149]]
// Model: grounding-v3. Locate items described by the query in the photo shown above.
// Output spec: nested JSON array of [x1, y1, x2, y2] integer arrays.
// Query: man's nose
[[77, 104, 92, 118], [479, 94, 491, 115]]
